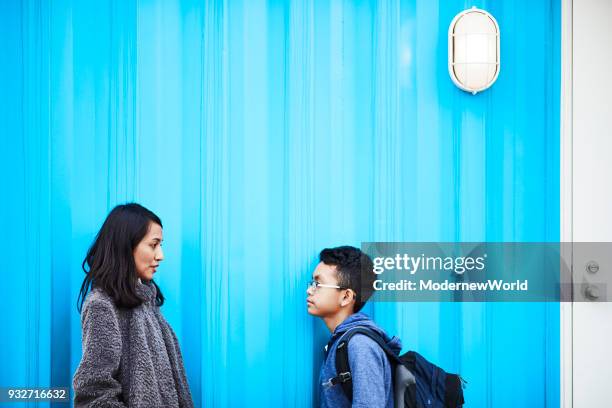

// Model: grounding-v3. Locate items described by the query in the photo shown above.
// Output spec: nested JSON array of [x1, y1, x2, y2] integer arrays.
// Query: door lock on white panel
[[586, 261, 600, 274], [584, 284, 601, 300]]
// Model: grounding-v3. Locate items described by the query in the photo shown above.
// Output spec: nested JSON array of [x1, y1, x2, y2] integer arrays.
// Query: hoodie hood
[[327, 312, 402, 356]]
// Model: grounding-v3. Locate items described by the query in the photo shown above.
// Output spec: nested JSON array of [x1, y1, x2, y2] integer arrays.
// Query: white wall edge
[[560, 0, 573, 406]]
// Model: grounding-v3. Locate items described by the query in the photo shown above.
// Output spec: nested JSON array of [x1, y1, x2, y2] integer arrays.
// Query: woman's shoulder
[[79, 288, 125, 335], [82, 287, 117, 314]]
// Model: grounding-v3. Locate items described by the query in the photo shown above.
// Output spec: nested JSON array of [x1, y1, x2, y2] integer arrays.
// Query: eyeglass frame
[[307, 280, 348, 293]]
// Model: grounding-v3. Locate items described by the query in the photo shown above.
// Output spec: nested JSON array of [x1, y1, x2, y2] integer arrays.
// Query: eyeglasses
[[307, 280, 346, 293]]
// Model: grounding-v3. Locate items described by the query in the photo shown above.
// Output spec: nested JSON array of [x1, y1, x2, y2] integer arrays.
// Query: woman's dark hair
[[77, 203, 165, 312], [319, 245, 375, 312]]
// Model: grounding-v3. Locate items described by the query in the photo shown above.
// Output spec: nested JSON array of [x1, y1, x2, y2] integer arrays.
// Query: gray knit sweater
[[73, 281, 194, 408]]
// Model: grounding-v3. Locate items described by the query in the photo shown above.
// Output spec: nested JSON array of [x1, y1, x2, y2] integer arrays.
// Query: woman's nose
[[156, 247, 165, 261]]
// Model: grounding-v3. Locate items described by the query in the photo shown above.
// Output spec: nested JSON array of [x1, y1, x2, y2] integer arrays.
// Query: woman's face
[[133, 222, 164, 281]]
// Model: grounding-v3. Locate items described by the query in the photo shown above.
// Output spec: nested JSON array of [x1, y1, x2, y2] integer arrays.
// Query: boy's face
[[306, 262, 349, 317]]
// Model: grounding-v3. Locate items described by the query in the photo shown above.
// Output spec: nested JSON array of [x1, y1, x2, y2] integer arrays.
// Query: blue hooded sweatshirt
[[319, 312, 402, 408]]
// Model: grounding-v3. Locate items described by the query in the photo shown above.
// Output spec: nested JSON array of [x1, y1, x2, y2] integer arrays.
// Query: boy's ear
[[340, 289, 356, 307]]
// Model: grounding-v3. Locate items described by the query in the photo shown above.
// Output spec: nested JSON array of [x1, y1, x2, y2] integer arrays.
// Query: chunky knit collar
[[135, 279, 157, 304]]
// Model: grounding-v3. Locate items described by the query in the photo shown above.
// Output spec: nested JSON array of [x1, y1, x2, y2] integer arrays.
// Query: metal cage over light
[[448, 7, 500, 94]]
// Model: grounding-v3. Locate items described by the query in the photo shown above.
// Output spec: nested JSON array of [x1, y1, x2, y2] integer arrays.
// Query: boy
[[307, 245, 402, 408]]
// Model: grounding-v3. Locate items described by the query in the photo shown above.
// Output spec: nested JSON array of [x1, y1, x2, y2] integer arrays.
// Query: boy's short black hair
[[319, 245, 375, 312]]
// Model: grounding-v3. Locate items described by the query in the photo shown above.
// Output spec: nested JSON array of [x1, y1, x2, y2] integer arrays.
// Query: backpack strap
[[331, 327, 400, 402], [444, 374, 466, 407]]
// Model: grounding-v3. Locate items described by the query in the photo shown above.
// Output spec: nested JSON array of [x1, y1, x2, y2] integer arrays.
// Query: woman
[[73, 203, 194, 408]]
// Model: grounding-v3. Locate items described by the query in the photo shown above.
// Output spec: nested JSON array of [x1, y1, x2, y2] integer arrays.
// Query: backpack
[[330, 327, 465, 408]]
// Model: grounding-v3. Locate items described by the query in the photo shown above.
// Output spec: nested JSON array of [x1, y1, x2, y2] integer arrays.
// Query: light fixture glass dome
[[448, 7, 500, 94]]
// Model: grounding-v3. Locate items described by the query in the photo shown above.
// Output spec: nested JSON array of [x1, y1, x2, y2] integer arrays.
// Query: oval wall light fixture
[[448, 7, 500, 94]]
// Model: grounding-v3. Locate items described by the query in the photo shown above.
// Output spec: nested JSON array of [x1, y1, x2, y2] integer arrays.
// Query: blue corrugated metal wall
[[0, 0, 560, 406]]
